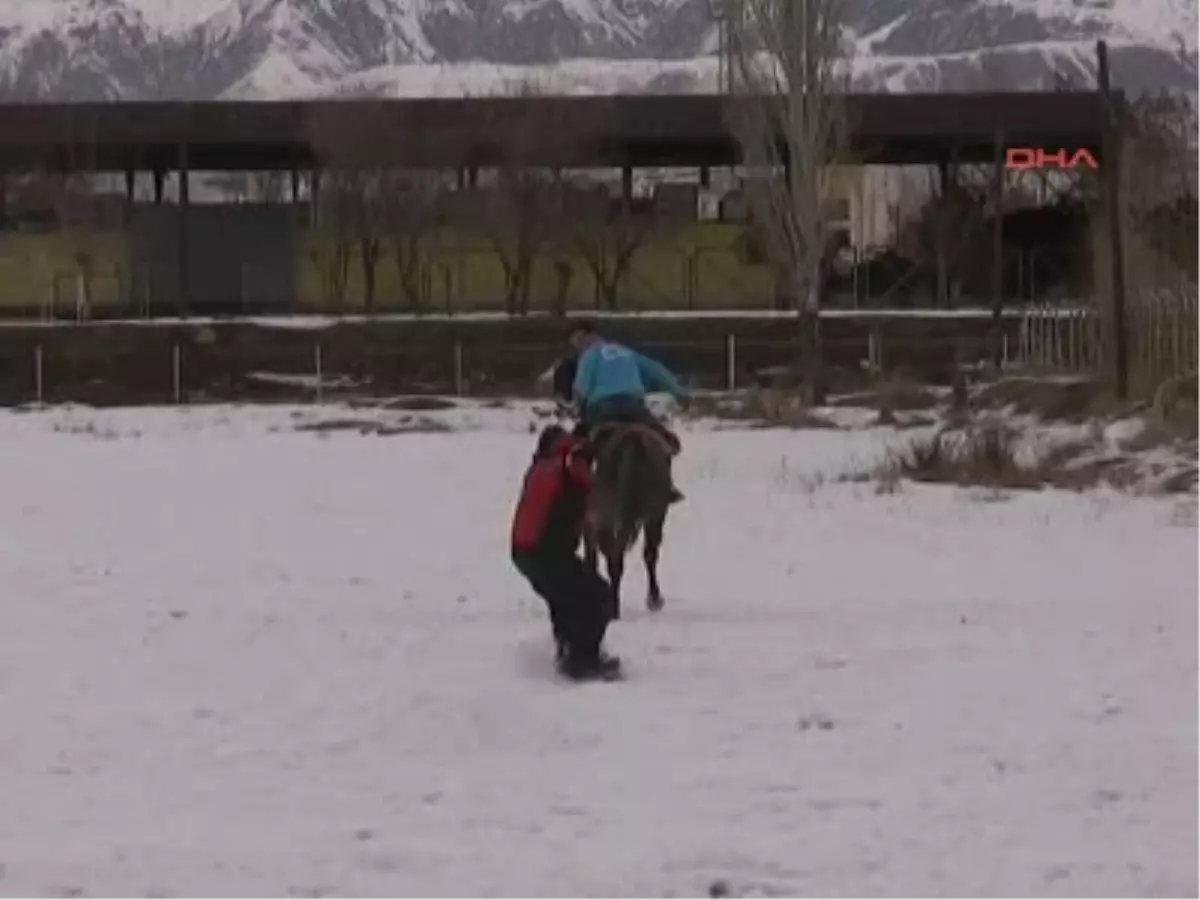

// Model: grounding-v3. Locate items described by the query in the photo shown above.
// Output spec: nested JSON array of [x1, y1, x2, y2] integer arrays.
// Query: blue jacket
[[573, 341, 685, 407]]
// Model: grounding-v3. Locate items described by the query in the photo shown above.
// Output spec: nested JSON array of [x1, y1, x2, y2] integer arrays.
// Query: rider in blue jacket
[[568, 320, 688, 503]]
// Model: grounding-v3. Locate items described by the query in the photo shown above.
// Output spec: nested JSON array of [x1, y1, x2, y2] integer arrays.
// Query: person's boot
[[558, 644, 621, 681]]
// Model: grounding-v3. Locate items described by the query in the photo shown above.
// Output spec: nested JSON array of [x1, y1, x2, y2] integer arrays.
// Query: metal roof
[[0, 91, 1109, 172]]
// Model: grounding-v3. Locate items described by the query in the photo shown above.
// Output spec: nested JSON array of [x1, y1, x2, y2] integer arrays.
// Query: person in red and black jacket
[[511, 424, 617, 680]]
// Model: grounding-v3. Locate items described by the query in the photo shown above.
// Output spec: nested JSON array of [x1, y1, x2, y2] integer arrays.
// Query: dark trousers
[[512, 548, 611, 662], [583, 395, 680, 452]]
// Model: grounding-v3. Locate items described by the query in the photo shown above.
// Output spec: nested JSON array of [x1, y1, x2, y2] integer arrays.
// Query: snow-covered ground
[[0, 401, 1195, 898]]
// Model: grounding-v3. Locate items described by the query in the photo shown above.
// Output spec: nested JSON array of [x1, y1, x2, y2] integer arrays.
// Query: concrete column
[[310, 169, 322, 225], [122, 169, 136, 226], [177, 143, 190, 317]]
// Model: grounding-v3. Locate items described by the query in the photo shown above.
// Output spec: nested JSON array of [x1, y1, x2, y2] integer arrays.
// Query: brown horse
[[582, 422, 676, 620]]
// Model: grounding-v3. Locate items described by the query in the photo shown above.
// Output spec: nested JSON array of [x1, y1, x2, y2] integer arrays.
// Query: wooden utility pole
[[1097, 40, 1129, 398]]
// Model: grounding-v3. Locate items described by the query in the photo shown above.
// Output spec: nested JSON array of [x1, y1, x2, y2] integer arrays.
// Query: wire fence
[[2, 330, 1021, 408], [1013, 290, 1198, 389]]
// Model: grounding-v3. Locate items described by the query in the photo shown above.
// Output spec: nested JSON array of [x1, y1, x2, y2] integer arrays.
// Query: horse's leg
[[643, 510, 666, 612], [600, 533, 624, 621], [583, 527, 599, 575]]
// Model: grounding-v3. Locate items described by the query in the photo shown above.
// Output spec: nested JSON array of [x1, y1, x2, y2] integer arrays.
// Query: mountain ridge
[[0, 0, 1194, 101]]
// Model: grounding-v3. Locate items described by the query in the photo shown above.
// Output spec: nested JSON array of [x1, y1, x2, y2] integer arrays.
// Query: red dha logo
[[1005, 148, 1100, 170]]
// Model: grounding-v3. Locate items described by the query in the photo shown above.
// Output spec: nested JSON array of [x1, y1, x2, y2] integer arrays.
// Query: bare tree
[[563, 181, 658, 310], [315, 167, 441, 313], [311, 169, 358, 310], [478, 81, 568, 315], [43, 129, 111, 320], [915, 168, 987, 307], [56, 174, 98, 318], [381, 171, 448, 312], [307, 82, 398, 311], [320, 166, 450, 313], [354, 171, 387, 312], [485, 170, 564, 314], [723, 0, 851, 400], [308, 85, 451, 314]]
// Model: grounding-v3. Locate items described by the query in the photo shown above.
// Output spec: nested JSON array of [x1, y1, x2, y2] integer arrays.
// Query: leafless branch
[[308, 91, 451, 313], [476, 81, 569, 316], [381, 170, 451, 312], [311, 169, 357, 310], [911, 168, 987, 306], [35, 127, 110, 319], [563, 182, 658, 310], [723, 0, 852, 397]]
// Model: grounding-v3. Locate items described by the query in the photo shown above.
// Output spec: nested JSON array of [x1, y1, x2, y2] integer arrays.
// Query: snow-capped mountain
[[0, 0, 1194, 101]]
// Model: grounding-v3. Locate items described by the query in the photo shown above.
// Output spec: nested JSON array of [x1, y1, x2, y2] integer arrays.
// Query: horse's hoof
[[647, 595, 664, 613]]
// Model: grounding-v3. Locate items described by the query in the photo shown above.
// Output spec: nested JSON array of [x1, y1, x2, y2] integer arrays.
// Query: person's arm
[[633, 351, 686, 400], [552, 357, 576, 403], [573, 347, 597, 406], [563, 443, 593, 493]]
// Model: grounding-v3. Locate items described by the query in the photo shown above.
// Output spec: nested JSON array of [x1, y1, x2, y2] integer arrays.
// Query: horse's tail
[[610, 433, 652, 553], [611, 430, 671, 552]]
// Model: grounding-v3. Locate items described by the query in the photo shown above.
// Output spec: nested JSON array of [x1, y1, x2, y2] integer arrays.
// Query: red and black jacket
[[510, 432, 592, 557]]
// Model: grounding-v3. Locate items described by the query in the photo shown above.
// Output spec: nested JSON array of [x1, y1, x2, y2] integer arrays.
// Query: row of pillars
[[104, 148, 714, 316], [122, 157, 710, 205], [451, 164, 700, 195]]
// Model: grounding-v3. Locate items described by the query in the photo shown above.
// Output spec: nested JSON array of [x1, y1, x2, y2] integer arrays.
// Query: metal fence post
[[314, 342, 324, 403], [725, 333, 736, 390], [34, 344, 43, 404]]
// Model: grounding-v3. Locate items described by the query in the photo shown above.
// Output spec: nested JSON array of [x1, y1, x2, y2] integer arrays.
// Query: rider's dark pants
[[583, 395, 676, 449], [512, 548, 611, 663]]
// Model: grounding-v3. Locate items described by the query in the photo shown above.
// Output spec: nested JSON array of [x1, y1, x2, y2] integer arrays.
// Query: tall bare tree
[[482, 167, 563, 315], [478, 81, 569, 315], [307, 81, 433, 312], [724, 0, 851, 399], [311, 169, 359, 310], [382, 170, 449, 312], [318, 167, 441, 313], [918, 168, 987, 307], [564, 181, 658, 310], [47, 130, 109, 320]]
